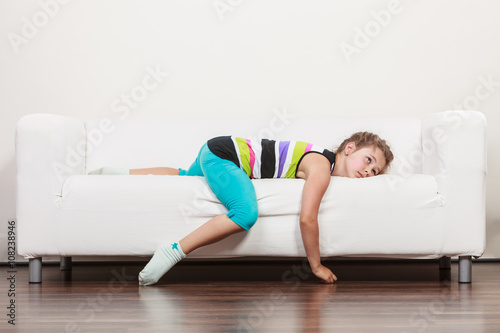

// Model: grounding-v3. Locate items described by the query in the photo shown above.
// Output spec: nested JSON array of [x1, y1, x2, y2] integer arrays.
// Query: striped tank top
[[207, 136, 336, 179]]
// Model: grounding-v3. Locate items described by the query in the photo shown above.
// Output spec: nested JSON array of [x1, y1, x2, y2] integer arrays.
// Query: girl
[[90, 132, 393, 285]]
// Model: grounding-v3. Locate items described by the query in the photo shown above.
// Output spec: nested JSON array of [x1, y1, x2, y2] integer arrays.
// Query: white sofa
[[15, 111, 487, 283]]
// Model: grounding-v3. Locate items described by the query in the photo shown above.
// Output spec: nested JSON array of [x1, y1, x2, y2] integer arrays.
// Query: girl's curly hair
[[336, 132, 394, 174]]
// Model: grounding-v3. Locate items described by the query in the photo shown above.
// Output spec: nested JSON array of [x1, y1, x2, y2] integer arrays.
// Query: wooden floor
[[2, 260, 500, 332]]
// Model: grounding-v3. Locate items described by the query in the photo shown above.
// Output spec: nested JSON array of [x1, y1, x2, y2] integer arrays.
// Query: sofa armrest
[[16, 113, 86, 258], [422, 110, 487, 256]]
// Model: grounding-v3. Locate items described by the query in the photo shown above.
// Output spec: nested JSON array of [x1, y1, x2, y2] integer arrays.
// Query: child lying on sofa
[[89, 132, 393, 285]]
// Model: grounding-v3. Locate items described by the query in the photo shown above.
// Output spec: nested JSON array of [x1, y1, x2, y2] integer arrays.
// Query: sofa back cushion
[[85, 115, 422, 175]]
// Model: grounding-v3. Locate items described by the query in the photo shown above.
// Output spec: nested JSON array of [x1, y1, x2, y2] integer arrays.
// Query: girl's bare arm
[[297, 153, 337, 283]]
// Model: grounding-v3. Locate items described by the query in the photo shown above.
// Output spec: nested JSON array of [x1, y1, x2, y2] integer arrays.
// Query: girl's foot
[[88, 167, 129, 175], [138, 242, 187, 286]]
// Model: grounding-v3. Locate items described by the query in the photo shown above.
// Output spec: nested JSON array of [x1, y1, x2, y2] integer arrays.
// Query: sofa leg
[[458, 256, 472, 283], [439, 256, 451, 269], [60, 256, 72, 271], [29, 257, 42, 283]]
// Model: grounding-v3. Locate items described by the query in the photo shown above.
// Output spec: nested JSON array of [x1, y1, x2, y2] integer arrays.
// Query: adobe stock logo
[[213, 0, 243, 21], [452, 75, 498, 111], [50, 65, 169, 181], [339, 0, 404, 64], [111, 65, 170, 120], [7, 0, 72, 53]]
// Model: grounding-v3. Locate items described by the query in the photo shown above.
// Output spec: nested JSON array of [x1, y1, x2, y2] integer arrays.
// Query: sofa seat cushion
[[56, 174, 444, 258]]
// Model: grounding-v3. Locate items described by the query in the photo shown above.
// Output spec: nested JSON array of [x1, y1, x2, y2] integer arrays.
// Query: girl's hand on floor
[[312, 265, 338, 284]]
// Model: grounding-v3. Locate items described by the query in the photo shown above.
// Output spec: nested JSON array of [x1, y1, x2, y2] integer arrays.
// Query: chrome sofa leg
[[29, 257, 42, 283], [439, 256, 451, 269], [458, 256, 472, 283], [60, 256, 72, 271]]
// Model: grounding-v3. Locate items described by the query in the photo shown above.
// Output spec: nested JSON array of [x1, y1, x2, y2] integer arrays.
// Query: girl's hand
[[312, 265, 338, 284]]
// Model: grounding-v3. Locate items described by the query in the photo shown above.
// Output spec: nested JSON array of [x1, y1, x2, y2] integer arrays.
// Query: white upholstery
[[16, 111, 486, 260]]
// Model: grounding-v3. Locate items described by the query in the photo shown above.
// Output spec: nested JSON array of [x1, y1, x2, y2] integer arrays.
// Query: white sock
[[88, 167, 129, 175], [138, 242, 187, 286]]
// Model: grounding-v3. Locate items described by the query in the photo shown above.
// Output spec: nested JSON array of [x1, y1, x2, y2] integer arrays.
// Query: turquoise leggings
[[179, 143, 259, 231]]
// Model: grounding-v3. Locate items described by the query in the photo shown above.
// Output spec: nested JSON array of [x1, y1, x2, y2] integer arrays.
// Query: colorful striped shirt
[[207, 136, 336, 179]]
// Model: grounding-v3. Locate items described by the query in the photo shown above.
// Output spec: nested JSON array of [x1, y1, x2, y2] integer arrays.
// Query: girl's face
[[334, 143, 387, 178]]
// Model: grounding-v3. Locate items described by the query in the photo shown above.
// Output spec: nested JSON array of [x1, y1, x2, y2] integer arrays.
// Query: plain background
[[0, 0, 499, 262]]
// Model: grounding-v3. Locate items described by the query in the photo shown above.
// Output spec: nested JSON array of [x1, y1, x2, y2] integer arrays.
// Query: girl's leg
[[138, 214, 244, 286], [179, 214, 244, 254], [91, 143, 207, 176], [138, 144, 257, 285], [129, 167, 180, 175], [89, 167, 180, 175]]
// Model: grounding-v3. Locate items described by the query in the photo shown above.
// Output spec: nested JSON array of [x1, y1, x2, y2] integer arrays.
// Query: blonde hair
[[336, 132, 394, 174]]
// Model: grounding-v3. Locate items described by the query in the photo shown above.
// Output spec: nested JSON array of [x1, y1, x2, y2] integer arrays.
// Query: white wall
[[1, 0, 499, 261]]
